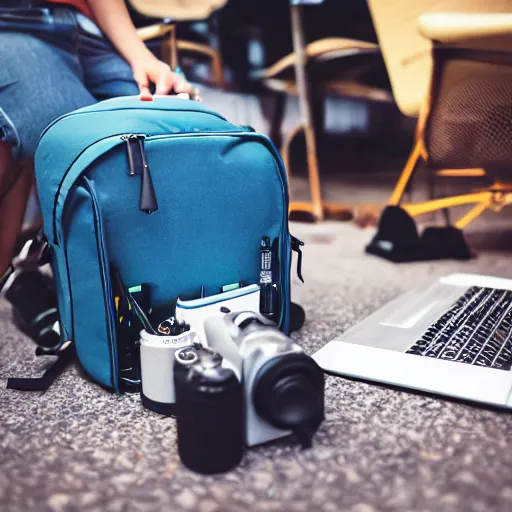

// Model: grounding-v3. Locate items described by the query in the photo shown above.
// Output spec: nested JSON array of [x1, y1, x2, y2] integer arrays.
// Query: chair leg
[[289, 4, 323, 222], [282, 121, 352, 223], [454, 201, 489, 230], [403, 192, 492, 218], [160, 26, 178, 73], [302, 124, 323, 220], [170, 26, 178, 71], [210, 49, 224, 89], [281, 125, 317, 222], [281, 123, 305, 181], [176, 40, 225, 88], [282, 123, 332, 222], [436, 168, 486, 177], [311, 85, 325, 149], [389, 140, 422, 206], [430, 168, 487, 225]]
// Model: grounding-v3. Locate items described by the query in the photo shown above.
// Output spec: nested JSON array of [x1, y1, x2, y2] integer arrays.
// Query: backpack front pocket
[[63, 177, 119, 391]]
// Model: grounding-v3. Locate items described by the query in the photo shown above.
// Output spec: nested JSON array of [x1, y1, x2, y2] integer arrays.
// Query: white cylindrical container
[[139, 329, 199, 415]]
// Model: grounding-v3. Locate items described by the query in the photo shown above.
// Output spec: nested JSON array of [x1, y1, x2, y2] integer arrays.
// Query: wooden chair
[[258, 4, 392, 222], [131, 0, 228, 88], [365, 0, 512, 262]]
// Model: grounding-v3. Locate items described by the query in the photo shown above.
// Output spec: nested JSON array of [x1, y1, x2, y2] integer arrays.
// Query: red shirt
[[48, 0, 94, 19]]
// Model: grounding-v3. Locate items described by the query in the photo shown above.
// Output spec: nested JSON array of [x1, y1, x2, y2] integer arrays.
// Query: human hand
[[131, 56, 199, 100]]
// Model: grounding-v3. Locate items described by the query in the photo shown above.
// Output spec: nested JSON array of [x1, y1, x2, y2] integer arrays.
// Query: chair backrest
[[129, 0, 229, 21], [366, 0, 512, 117], [425, 36, 512, 171]]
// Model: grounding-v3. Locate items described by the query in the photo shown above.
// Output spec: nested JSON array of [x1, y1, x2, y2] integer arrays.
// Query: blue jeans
[[0, 7, 140, 161]]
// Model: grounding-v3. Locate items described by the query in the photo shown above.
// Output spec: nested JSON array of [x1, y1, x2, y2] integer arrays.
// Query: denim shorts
[[0, 7, 140, 161]]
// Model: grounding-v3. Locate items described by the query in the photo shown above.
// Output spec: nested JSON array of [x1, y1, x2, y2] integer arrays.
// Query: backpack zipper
[[122, 134, 158, 214]]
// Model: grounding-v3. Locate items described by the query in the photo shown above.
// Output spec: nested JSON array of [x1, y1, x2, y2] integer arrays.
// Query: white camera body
[[204, 311, 324, 447]]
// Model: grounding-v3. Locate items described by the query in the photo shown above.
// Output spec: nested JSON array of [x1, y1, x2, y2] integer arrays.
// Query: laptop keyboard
[[407, 286, 512, 370]]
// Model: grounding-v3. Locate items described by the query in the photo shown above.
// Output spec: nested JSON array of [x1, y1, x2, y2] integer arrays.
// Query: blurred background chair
[[129, 0, 228, 88], [365, 0, 512, 262], [254, 0, 393, 222]]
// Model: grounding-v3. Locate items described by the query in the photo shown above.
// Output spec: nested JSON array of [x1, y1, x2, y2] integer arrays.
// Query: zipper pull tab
[[123, 135, 158, 214], [291, 235, 305, 283], [135, 137, 158, 214], [123, 135, 138, 176]]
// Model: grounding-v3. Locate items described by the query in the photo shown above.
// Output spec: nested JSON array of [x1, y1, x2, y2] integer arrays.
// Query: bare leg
[[0, 141, 33, 276]]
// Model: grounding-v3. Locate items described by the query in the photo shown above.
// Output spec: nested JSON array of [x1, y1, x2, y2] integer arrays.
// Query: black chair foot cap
[[366, 206, 473, 262], [365, 206, 424, 262], [421, 226, 472, 260]]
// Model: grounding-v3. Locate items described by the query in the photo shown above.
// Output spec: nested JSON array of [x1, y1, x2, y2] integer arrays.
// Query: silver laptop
[[313, 273, 512, 408]]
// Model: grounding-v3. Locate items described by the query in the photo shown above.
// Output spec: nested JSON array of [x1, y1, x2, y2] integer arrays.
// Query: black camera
[[174, 345, 244, 474]]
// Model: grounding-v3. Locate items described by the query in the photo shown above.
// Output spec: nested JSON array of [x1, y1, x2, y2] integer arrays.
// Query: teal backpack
[[30, 96, 302, 393]]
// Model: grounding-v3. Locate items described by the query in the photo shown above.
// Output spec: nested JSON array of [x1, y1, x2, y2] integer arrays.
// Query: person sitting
[[0, 0, 195, 343]]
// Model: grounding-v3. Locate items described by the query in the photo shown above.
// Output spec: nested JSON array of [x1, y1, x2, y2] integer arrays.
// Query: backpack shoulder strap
[[7, 343, 74, 392], [2, 231, 73, 392]]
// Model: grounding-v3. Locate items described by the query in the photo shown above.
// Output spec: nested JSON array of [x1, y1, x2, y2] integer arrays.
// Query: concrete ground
[[1, 214, 512, 512], [2, 89, 512, 512]]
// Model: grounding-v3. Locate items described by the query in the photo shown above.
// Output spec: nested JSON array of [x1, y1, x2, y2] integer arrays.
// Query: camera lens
[[252, 353, 324, 432], [270, 374, 320, 425]]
